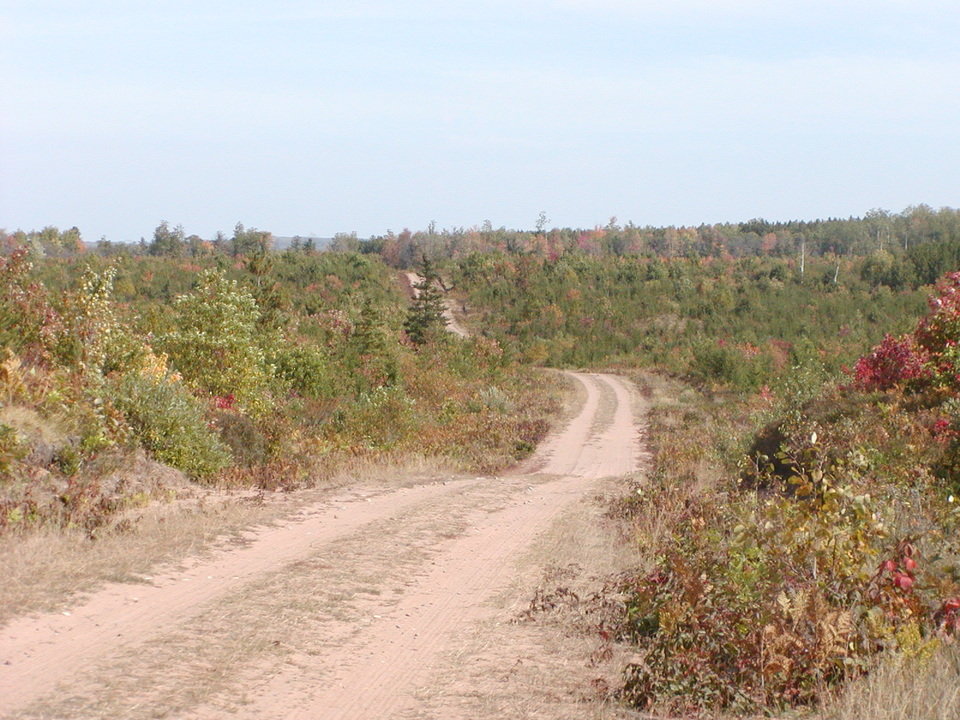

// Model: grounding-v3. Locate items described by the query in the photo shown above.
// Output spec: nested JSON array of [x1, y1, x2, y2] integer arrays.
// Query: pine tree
[[354, 297, 385, 357], [404, 256, 447, 345], [353, 297, 398, 388]]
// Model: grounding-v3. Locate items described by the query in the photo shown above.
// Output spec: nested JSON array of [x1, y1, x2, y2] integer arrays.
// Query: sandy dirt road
[[0, 372, 645, 719]]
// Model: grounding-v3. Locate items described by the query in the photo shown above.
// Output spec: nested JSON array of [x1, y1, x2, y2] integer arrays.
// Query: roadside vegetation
[[543, 273, 958, 715], [395, 207, 960, 716], [0, 225, 562, 536]]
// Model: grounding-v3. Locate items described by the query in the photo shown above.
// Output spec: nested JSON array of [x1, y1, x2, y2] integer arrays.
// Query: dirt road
[[0, 372, 645, 719]]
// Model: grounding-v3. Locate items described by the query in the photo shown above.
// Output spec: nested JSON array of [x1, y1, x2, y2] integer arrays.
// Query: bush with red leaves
[[853, 271, 960, 392]]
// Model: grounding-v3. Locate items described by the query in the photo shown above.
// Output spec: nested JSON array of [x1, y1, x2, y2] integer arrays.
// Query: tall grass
[[818, 644, 960, 720]]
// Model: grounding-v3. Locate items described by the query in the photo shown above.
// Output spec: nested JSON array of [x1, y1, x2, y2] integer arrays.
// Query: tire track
[[0, 371, 643, 719], [0, 480, 478, 714], [221, 372, 643, 719]]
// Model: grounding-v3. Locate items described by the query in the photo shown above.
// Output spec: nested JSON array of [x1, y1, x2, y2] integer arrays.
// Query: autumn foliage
[[615, 272, 960, 714], [852, 334, 930, 391], [0, 236, 560, 533], [854, 271, 960, 392]]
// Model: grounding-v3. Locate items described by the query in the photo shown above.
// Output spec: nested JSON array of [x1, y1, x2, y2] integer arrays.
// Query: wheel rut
[[0, 372, 646, 720]]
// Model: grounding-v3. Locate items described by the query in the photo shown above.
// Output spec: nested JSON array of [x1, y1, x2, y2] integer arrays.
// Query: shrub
[[55, 266, 121, 373], [108, 371, 230, 480], [916, 270, 960, 356], [0, 247, 63, 362], [624, 447, 925, 712], [854, 271, 960, 393], [211, 411, 269, 467], [691, 341, 769, 390], [618, 383, 960, 715], [159, 269, 273, 413], [269, 344, 334, 399], [852, 334, 930, 391], [328, 385, 417, 451]]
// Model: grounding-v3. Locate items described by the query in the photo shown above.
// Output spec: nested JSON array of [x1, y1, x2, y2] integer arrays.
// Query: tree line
[[6, 205, 960, 268]]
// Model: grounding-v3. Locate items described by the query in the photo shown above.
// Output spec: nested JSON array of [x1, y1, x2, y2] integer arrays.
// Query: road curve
[[0, 372, 643, 720]]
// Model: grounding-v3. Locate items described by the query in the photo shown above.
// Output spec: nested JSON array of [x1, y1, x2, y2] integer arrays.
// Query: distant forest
[[5, 205, 960, 291]]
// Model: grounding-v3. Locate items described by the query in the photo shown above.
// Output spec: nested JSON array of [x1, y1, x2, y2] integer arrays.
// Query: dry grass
[[518, 475, 644, 583], [624, 369, 689, 408], [547, 367, 589, 421], [814, 643, 960, 720], [307, 450, 464, 488], [0, 405, 68, 448], [0, 491, 281, 625], [605, 371, 722, 574]]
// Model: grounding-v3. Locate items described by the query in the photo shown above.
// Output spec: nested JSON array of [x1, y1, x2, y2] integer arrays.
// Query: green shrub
[[269, 344, 334, 399], [691, 341, 767, 390], [330, 385, 417, 451], [159, 269, 273, 413], [108, 371, 230, 479]]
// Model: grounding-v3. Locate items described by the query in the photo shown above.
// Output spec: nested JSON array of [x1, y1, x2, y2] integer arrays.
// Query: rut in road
[[0, 372, 646, 720]]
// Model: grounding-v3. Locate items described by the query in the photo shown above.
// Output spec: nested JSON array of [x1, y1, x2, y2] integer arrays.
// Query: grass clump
[[818, 643, 960, 720]]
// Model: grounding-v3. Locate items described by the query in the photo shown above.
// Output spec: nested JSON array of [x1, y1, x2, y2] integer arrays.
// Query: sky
[[2, 0, 959, 242]]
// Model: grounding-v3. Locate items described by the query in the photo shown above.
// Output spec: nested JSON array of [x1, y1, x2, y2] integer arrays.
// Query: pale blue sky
[[3, 1, 959, 241]]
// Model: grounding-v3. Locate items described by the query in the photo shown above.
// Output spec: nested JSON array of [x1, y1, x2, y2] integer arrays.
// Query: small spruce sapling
[[404, 255, 448, 345]]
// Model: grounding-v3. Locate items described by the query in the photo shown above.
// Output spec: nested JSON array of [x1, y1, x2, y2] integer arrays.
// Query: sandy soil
[[0, 372, 647, 719]]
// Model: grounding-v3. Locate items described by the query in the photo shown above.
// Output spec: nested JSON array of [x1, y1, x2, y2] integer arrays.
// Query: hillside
[[0, 244, 561, 535]]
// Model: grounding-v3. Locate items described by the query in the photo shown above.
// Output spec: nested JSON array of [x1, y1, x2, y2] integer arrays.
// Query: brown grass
[[0, 491, 279, 626], [814, 643, 960, 720], [0, 405, 68, 448], [519, 476, 644, 582]]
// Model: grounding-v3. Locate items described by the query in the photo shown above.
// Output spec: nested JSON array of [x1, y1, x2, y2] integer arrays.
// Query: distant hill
[[272, 236, 333, 251]]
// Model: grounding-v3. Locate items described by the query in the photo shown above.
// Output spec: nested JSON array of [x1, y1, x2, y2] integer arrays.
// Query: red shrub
[[916, 271, 960, 353], [852, 334, 930, 391], [851, 271, 960, 392]]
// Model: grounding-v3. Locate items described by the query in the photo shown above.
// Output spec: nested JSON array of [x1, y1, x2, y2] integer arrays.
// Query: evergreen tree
[[354, 297, 390, 358], [352, 296, 398, 388], [404, 256, 447, 345], [245, 242, 273, 288]]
